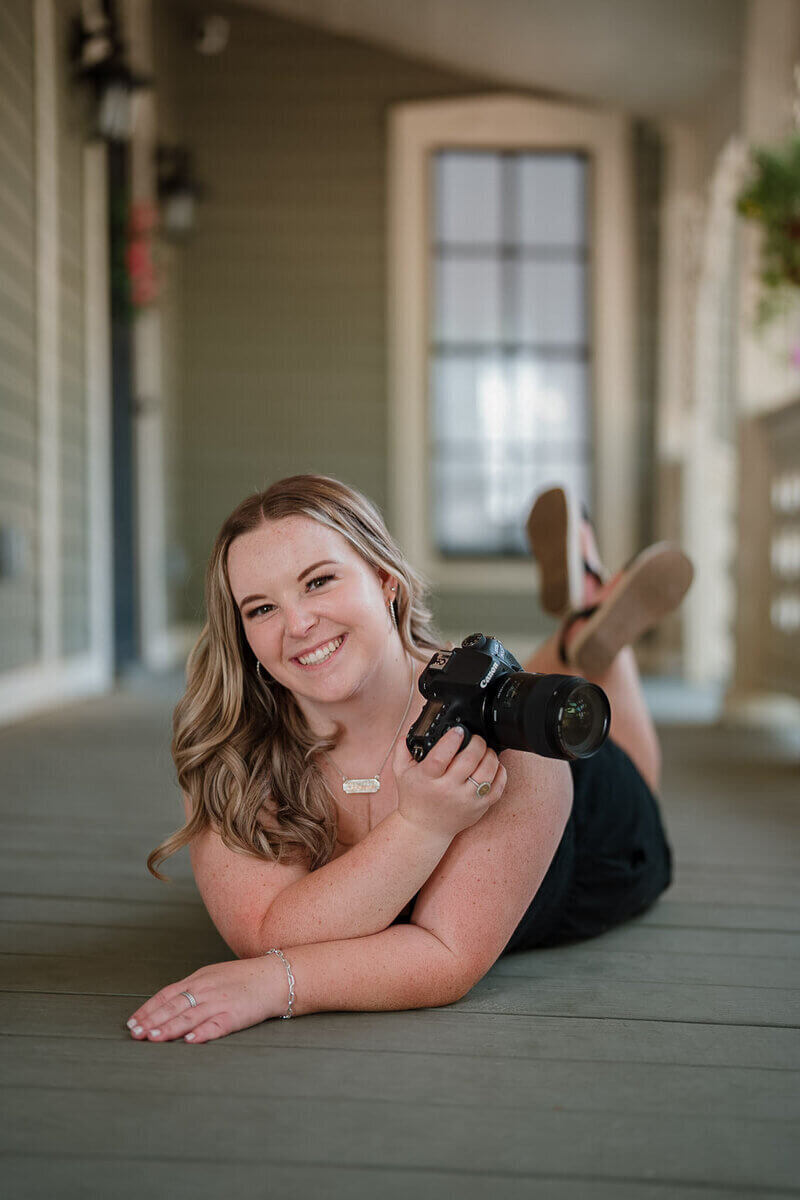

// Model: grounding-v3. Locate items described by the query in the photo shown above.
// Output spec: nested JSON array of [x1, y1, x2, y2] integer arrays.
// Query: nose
[[283, 598, 318, 640]]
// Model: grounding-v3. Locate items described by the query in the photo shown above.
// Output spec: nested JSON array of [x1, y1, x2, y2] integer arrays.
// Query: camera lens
[[558, 683, 610, 758], [489, 672, 610, 760]]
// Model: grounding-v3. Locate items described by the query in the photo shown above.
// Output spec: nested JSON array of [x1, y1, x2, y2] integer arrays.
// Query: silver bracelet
[[265, 948, 295, 1019]]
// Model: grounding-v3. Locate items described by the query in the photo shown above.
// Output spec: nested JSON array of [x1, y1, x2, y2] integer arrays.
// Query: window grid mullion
[[429, 149, 591, 558]]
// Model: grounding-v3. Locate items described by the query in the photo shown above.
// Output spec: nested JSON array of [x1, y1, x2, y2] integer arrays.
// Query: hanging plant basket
[[737, 135, 800, 327]]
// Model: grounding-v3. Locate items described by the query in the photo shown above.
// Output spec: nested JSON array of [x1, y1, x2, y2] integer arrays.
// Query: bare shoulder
[[499, 747, 572, 808]]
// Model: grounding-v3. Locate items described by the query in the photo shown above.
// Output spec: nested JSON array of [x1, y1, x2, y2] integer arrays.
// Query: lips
[[291, 634, 347, 669]]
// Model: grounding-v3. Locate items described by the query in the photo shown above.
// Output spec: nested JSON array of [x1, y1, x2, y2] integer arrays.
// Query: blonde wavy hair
[[147, 474, 447, 881]]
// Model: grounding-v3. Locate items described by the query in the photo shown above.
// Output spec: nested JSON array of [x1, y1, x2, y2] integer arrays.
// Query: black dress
[[391, 739, 674, 954]]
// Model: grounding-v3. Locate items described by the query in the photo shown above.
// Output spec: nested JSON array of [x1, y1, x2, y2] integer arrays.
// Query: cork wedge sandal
[[526, 485, 608, 616], [557, 543, 694, 677]]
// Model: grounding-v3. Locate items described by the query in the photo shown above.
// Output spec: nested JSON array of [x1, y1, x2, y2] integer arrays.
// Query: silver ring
[[180, 990, 197, 1008], [468, 775, 491, 797]]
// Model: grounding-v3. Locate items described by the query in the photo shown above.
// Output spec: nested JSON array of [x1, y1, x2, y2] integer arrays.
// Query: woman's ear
[[380, 575, 399, 608]]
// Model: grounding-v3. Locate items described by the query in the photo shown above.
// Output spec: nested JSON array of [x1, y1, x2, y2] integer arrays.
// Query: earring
[[255, 659, 265, 680], [387, 587, 399, 632]]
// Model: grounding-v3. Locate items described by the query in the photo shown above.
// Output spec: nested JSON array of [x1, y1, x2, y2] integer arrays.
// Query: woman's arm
[[126, 922, 470, 1043], [403, 751, 573, 986], [248, 810, 452, 955], [244, 725, 505, 956], [278, 922, 468, 1014]]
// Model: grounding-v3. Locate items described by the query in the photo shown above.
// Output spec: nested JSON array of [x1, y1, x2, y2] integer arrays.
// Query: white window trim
[[387, 93, 636, 591], [34, 0, 61, 658], [84, 141, 114, 685]]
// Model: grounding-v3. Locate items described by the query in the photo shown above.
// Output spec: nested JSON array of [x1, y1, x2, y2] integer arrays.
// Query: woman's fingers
[[415, 725, 467, 777], [444, 736, 496, 786], [183, 1015, 231, 1044], [490, 762, 508, 798], [144, 1003, 224, 1041], [127, 982, 174, 1028], [129, 996, 233, 1043], [128, 982, 200, 1034]]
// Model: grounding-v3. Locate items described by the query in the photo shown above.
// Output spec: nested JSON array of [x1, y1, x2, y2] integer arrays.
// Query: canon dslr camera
[[406, 633, 610, 763]]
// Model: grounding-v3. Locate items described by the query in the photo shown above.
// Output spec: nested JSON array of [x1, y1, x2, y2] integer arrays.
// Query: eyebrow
[[238, 561, 342, 609]]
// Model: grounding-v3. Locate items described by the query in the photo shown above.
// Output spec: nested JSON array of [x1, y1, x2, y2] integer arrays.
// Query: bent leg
[[524, 511, 662, 794]]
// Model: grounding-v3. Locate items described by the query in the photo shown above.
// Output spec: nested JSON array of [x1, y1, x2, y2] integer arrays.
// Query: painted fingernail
[[126, 1018, 136, 1029], [185, 1032, 195, 1041], [149, 1029, 161, 1038]]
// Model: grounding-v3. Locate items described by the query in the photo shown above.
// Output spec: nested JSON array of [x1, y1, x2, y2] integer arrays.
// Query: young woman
[[127, 475, 692, 1045]]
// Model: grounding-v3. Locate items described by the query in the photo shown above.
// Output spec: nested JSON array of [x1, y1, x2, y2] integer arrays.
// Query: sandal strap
[[583, 559, 605, 588], [579, 505, 608, 587], [558, 605, 600, 667]]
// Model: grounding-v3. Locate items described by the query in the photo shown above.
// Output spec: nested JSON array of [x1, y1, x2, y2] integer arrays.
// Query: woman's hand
[[125, 953, 292, 1044], [392, 725, 507, 843]]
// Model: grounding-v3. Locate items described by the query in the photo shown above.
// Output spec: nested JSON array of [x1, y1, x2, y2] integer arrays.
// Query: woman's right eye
[[249, 604, 274, 618]]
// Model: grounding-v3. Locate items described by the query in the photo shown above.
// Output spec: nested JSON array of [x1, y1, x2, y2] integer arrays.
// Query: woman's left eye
[[307, 574, 334, 590]]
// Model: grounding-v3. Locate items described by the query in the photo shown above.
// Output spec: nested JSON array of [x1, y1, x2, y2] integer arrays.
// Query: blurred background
[[1, 0, 799, 736]]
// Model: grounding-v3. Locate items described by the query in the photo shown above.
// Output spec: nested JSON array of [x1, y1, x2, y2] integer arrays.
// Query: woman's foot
[[526, 485, 608, 615], [558, 544, 694, 677]]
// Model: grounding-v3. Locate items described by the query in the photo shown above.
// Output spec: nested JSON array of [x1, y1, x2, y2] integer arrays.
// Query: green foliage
[[737, 136, 800, 325]]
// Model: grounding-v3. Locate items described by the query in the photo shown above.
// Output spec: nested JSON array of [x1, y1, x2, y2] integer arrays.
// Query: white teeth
[[296, 637, 343, 666]]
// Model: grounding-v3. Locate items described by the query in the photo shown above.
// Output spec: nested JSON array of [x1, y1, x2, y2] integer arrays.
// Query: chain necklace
[[323, 657, 416, 793]]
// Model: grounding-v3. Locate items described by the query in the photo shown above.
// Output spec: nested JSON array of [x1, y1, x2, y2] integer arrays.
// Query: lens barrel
[[490, 672, 610, 760]]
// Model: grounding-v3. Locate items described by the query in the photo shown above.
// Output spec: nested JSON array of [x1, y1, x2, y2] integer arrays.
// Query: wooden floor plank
[[665, 879, 800, 907], [460, 974, 800, 1026], [578, 922, 800, 958], [634, 901, 800, 932], [2, 1036, 797, 1121], [0, 862, 196, 902], [496, 947, 800, 988], [0, 894, 207, 929], [5, 1156, 789, 1200], [0, 921, 229, 961], [2, 1088, 797, 1190], [3, 952, 798, 1026], [3, 995, 797, 1068]]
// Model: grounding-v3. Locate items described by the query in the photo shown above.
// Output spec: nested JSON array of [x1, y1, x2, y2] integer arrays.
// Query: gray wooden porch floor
[[1, 677, 798, 1198]]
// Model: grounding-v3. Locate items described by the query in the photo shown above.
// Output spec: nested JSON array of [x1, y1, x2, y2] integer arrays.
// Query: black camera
[[406, 633, 610, 763]]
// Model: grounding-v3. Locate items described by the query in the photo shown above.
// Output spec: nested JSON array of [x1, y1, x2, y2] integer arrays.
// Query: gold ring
[[468, 775, 491, 797]]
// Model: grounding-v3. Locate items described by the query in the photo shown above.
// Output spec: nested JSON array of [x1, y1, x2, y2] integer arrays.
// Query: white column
[[84, 143, 115, 683], [33, 0, 61, 662], [126, 0, 172, 668]]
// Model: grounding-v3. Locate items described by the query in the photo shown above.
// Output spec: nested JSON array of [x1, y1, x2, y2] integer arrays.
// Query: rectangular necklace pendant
[[342, 777, 381, 794]]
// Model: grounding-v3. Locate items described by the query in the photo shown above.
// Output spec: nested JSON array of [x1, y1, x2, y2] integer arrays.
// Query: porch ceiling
[[241, 0, 745, 119]]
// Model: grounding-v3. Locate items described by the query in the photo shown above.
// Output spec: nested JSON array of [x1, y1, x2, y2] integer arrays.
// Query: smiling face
[[227, 515, 397, 709]]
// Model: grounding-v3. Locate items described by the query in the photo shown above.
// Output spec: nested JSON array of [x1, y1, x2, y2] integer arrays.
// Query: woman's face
[[227, 515, 397, 706]]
